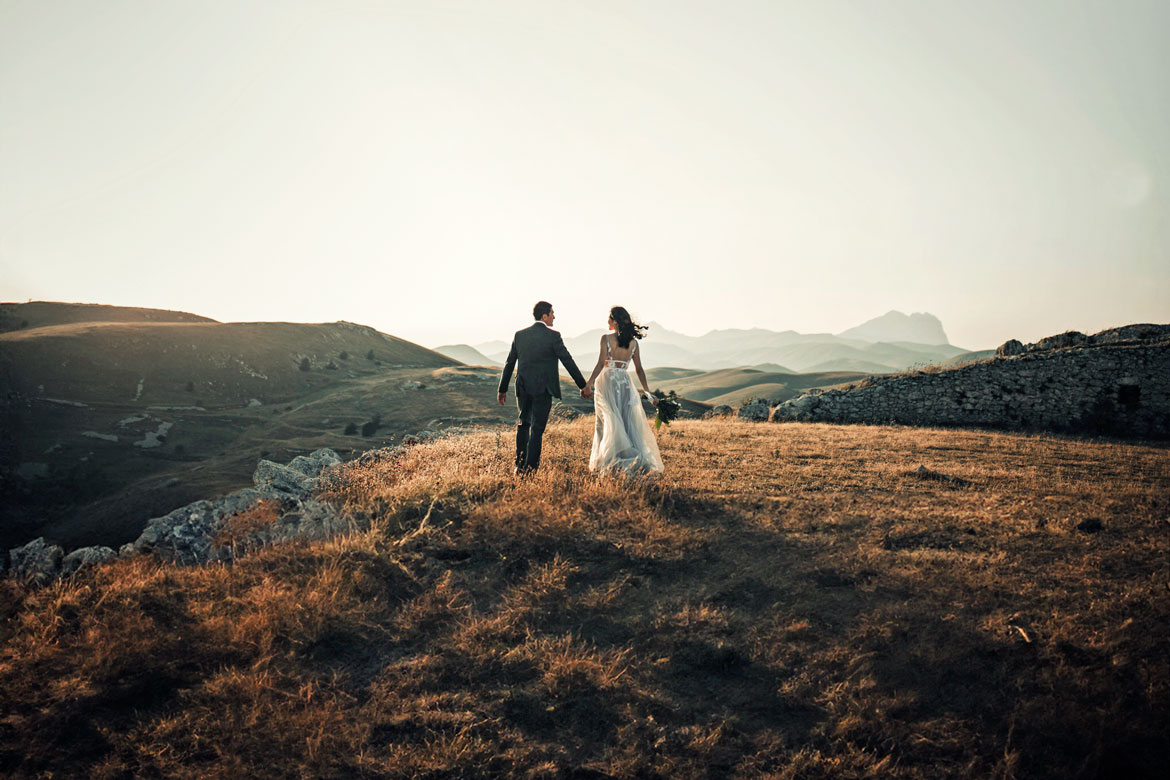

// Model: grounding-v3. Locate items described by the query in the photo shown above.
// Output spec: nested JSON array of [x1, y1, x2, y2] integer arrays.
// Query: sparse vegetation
[[0, 419, 1166, 778], [360, 413, 383, 438], [325, 360, 339, 371]]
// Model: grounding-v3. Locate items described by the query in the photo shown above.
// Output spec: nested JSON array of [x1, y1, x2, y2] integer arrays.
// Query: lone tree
[[339, 350, 349, 360], [344, 422, 358, 435], [185, 381, 195, 392], [299, 357, 311, 372], [366, 349, 375, 360]]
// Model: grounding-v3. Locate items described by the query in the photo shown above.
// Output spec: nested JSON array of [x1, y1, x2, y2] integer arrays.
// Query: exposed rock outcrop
[[62, 546, 117, 575], [7, 448, 355, 583], [9, 537, 63, 584], [771, 324, 1170, 438], [131, 448, 347, 564]]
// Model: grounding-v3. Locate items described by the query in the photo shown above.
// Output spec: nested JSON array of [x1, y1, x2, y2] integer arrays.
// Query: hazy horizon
[[3, 1, 1167, 350]]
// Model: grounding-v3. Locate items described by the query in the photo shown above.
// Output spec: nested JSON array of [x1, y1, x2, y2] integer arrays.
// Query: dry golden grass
[[1, 418, 1167, 778]]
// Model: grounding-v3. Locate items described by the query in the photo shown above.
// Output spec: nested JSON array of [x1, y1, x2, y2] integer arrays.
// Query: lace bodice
[[590, 333, 663, 476], [604, 335, 636, 369]]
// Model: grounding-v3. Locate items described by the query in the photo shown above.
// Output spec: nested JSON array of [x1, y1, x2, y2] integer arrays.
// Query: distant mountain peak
[[837, 311, 949, 345]]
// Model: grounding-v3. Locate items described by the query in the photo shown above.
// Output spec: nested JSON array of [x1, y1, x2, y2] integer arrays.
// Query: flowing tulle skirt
[[589, 366, 665, 476]]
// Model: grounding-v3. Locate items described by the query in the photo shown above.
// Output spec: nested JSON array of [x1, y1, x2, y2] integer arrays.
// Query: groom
[[497, 301, 590, 474]]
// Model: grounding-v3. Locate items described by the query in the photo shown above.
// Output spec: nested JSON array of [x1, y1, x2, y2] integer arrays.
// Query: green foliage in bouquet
[[653, 390, 682, 430]]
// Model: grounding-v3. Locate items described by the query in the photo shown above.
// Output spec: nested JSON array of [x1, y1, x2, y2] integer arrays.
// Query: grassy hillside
[[434, 344, 501, 366], [1, 420, 1166, 778], [0, 301, 216, 332], [0, 313, 538, 551], [0, 319, 453, 405], [647, 367, 871, 406]]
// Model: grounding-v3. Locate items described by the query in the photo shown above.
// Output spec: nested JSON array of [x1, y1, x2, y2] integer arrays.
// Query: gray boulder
[[286, 448, 342, 479], [254, 460, 315, 498], [133, 488, 264, 563], [996, 339, 1026, 358], [771, 393, 821, 421], [703, 405, 733, 419], [737, 399, 771, 422], [255, 448, 342, 498], [61, 546, 117, 576], [9, 537, 63, 583]]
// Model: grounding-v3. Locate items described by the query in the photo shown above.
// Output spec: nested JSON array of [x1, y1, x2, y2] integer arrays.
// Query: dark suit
[[497, 322, 587, 471]]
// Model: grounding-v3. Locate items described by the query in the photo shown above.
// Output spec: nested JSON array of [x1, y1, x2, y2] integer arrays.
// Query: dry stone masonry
[[769, 324, 1170, 438]]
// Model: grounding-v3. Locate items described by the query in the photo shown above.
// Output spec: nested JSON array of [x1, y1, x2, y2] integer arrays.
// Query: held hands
[[580, 385, 594, 400]]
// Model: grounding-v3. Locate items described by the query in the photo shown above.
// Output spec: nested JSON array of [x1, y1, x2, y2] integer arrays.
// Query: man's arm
[[552, 332, 587, 389], [497, 339, 518, 403]]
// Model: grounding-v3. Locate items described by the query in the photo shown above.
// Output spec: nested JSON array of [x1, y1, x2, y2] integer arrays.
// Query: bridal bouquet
[[652, 390, 682, 430]]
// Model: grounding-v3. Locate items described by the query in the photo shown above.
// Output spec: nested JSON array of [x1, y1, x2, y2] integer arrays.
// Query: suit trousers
[[515, 390, 554, 471]]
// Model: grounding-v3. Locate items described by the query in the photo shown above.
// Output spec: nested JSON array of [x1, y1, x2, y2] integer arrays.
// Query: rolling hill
[[0, 301, 215, 332], [433, 344, 501, 366], [0, 303, 603, 552], [645, 366, 871, 406], [474, 311, 983, 373]]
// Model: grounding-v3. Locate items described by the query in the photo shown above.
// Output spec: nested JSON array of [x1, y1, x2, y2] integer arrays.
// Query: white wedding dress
[[589, 336, 665, 476]]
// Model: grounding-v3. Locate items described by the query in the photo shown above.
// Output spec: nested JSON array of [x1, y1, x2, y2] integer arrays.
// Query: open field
[[1, 419, 1166, 778], [646, 366, 872, 406]]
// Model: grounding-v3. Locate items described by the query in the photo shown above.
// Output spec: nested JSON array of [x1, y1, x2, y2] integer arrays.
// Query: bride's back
[[605, 334, 637, 367]]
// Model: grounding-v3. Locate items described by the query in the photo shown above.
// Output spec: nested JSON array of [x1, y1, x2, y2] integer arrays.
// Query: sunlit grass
[[1, 418, 1167, 778]]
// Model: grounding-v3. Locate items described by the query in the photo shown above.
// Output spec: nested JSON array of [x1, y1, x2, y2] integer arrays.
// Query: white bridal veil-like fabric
[[589, 338, 665, 476]]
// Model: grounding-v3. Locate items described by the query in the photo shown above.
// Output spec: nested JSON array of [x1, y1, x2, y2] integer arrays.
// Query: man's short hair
[[533, 301, 553, 320]]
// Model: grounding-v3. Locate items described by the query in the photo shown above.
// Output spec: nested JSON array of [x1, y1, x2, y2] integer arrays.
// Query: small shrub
[[366, 349, 375, 360], [339, 351, 349, 360], [185, 381, 195, 392], [361, 415, 381, 437], [299, 357, 311, 372], [344, 422, 358, 435], [325, 360, 339, 371]]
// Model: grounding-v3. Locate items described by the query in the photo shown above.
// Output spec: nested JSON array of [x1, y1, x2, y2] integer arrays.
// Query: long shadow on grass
[[0, 588, 250, 777], [324, 485, 1165, 778]]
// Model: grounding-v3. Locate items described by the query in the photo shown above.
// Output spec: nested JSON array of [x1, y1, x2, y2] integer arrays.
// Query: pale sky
[[2, 0, 1167, 351]]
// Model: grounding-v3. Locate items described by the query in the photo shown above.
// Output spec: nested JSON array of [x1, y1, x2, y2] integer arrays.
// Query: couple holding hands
[[497, 301, 665, 477]]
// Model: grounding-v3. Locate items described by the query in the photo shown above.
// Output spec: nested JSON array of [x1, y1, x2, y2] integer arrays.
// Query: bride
[[582, 307, 665, 476]]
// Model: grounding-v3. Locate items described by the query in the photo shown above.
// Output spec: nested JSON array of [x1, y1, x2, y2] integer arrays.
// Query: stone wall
[[770, 327, 1170, 439]]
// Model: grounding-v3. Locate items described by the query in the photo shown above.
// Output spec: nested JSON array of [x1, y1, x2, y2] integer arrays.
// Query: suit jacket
[[498, 323, 587, 399]]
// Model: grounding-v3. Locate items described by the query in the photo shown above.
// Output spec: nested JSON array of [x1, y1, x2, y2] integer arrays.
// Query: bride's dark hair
[[610, 306, 647, 349]]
